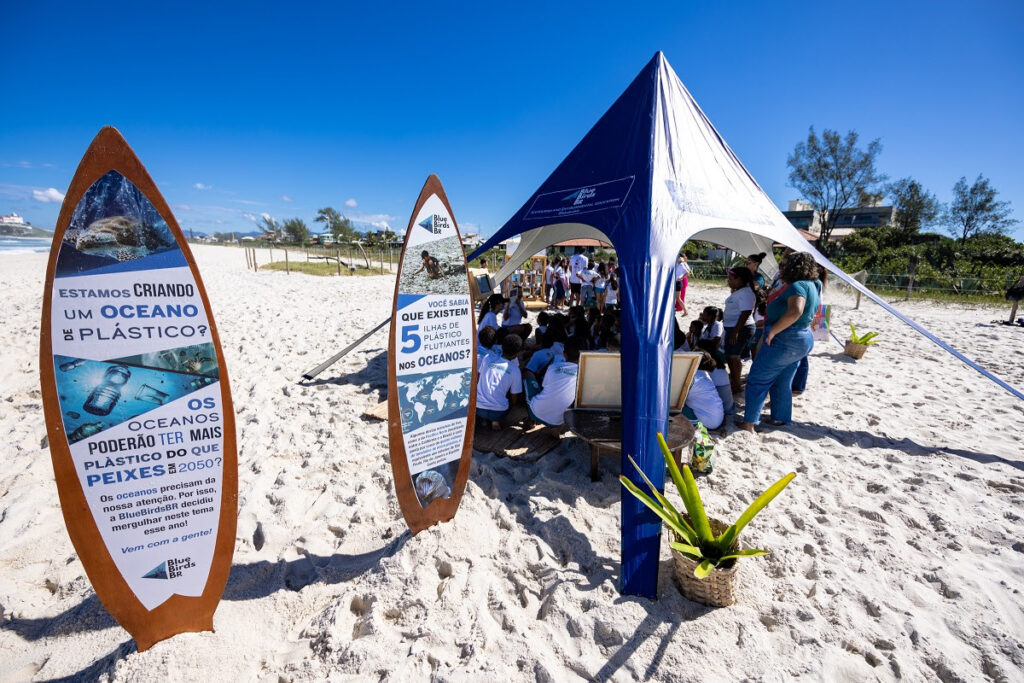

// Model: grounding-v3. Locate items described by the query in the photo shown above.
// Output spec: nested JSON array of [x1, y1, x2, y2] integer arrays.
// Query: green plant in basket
[[620, 433, 796, 579], [848, 323, 880, 346]]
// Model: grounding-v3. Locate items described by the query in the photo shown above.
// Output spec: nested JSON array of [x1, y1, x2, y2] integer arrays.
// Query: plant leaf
[[680, 464, 714, 544], [619, 475, 694, 543], [694, 559, 714, 579], [669, 541, 705, 563], [718, 472, 796, 550], [718, 548, 771, 561], [626, 455, 696, 544]]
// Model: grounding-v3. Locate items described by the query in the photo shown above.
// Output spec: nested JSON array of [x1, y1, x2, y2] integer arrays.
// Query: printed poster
[[48, 170, 226, 610], [394, 194, 474, 507]]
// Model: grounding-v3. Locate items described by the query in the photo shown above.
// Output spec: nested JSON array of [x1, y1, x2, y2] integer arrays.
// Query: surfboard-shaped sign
[[38, 127, 237, 650], [388, 175, 476, 534]]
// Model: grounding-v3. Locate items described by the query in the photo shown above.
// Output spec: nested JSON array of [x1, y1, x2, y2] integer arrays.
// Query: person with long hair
[[745, 252, 767, 289], [478, 293, 505, 334], [722, 267, 757, 394], [736, 252, 822, 432], [792, 265, 829, 395]]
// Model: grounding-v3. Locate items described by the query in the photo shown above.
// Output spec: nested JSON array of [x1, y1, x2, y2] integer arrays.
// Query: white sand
[[2, 244, 1023, 681]]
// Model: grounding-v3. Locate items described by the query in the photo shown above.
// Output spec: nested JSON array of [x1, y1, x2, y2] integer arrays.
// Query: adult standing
[[674, 253, 691, 316], [737, 252, 821, 432], [792, 266, 828, 395], [568, 246, 589, 307], [722, 267, 757, 394]]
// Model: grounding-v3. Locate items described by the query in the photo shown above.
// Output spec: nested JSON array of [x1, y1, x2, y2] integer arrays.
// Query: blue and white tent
[[470, 52, 1023, 597]]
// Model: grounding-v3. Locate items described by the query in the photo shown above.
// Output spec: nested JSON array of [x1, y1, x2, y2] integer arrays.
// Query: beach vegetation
[[944, 174, 1018, 243], [315, 207, 359, 242], [787, 127, 887, 256], [848, 324, 879, 346], [620, 433, 795, 579], [281, 217, 310, 244]]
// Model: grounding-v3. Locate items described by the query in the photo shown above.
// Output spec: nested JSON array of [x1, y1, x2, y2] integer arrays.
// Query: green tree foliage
[[282, 217, 310, 243], [315, 207, 358, 242], [944, 175, 1017, 243], [257, 215, 280, 240], [887, 177, 942, 234], [787, 127, 887, 255]]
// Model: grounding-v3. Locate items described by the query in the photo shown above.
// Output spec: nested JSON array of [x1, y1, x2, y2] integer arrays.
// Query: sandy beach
[[2, 244, 1023, 681]]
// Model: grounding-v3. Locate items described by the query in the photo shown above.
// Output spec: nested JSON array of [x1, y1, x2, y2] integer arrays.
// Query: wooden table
[[563, 410, 696, 481]]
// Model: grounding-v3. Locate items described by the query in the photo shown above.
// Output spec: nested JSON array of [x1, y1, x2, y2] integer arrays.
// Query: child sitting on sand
[[476, 334, 524, 431], [682, 351, 725, 430], [477, 326, 500, 369], [477, 293, 505, 334], [524, 340, 580, 427]]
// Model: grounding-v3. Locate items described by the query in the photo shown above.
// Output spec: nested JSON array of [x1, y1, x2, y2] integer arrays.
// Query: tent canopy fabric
[[469, 51, 1023, 598]]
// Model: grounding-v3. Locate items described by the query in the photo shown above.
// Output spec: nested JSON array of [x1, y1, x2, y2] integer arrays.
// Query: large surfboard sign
[[388, 175, 476, 534], [39, 127, 237, 650]]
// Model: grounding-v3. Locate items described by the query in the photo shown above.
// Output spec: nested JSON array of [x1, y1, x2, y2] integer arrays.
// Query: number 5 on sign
[[401, 325, 421, 353]]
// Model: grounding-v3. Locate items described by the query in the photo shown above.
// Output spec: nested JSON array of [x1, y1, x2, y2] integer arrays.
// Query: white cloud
[[174, 204, 193, 211], [260, 212, 272, 221], [241, 212, 259, 223], [345, 198, 358, 208], [194, 183, 211, 190], [32, 187, 65, 203], [231, 199, 264, 206], [280, 195, 293, 202]]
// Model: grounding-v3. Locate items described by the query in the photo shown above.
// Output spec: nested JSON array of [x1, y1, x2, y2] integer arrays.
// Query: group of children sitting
[[474, 295, 627, 431], [474, 284, 742, 433]]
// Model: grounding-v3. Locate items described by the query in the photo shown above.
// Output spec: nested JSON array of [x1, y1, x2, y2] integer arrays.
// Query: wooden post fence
[[285, 249, 290, 274]]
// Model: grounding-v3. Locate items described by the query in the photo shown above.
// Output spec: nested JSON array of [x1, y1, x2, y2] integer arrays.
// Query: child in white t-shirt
[[683, 352, 725, 429], [524, 340, 580, 426], [476, 334, 524, 431]]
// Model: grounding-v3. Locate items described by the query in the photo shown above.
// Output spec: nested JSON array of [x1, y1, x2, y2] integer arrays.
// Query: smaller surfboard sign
[[38, 127, 237, 650], [388, 175, 476, 534]]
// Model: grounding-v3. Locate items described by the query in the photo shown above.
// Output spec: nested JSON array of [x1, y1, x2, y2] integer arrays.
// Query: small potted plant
[[844, 323, 879, 360], [621, 433, 795, 606]]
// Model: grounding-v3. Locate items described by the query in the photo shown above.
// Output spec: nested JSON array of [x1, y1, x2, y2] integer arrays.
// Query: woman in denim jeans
[[736, 252, 821, 432]]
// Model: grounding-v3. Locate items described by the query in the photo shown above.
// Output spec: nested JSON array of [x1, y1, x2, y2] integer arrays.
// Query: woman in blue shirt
[[736, 252, 821, 432]]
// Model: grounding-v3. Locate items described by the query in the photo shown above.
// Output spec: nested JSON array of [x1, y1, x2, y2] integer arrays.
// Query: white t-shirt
[[605, 284, 618, 305], [700, 320, 724, 342], [723, 287, 756, 327], [503, 301, 526, 327], [594, 276, 606, 290], [569, 254, 588, 284], [528, 360, 578, 425], [685, 370, 724, 429], [709, 368, 730, 387], [545, 265, 555, 285], [477, 354, 522, 411], [675, 261, 690, 281], [554, 266, 565, 285], [478, 311, 500, 333], [579, 268, 598, 285]]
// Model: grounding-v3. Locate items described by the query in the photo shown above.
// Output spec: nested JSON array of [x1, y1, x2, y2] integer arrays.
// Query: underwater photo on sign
[[57, 170, 177, 276]]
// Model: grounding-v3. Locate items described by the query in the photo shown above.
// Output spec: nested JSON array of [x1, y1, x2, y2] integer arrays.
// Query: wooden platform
[[364, 401, 570, 460]]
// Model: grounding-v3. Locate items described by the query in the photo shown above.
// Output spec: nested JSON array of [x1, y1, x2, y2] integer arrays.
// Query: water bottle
[[83, 365, 131, 416]]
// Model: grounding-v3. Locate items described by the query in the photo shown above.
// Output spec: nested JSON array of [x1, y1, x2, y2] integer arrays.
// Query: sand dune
[[1, 245, 1022, 681]]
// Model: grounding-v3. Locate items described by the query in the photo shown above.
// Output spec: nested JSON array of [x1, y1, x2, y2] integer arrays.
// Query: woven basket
[[671, 517, 739, 607], [844, 341, 868, 360]]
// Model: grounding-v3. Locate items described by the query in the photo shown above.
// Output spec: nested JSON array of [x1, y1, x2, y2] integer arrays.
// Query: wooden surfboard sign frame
[[38, 126, 238, 651], [387, 175, 476, 534]]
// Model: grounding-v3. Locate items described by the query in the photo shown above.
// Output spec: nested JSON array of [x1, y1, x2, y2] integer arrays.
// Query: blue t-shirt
[[765, 280, 820, 329]]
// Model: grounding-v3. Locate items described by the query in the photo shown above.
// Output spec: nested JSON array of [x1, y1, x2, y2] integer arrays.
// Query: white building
[[0, 212, 25, 225]]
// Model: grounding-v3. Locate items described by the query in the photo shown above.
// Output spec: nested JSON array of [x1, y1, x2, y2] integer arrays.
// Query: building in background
[[782, 200, 893, 242]]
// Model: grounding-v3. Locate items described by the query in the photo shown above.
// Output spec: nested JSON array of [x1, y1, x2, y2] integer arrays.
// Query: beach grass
[[260, 260, 391, 277]]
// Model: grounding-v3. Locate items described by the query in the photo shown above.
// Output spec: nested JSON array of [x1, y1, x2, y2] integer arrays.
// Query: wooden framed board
[[38, 127, 237, 650], [575, 352, 701, 412], [387, 175, 476, 534]]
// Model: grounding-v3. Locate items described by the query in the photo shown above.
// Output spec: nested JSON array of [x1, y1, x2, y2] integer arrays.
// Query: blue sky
[[2, 1, 1022, 239]]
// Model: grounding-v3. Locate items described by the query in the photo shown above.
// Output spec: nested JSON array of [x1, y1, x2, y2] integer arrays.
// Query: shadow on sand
[[10, 533, 410, 681]]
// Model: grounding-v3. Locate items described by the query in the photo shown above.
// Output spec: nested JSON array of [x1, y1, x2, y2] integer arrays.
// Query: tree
[[315, 207, 358, 242], [887, 177, 942, 235], [787, 127, 886, 255], [943, 174, 1017, 243], [257, 215, 280, 241], [282, 217, 310, 243]]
